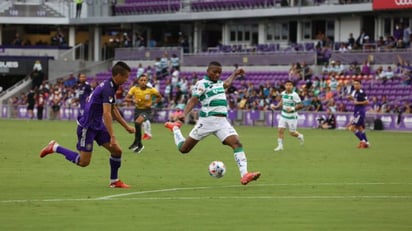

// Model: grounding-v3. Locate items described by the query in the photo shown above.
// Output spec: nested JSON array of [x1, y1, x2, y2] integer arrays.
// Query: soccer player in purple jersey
[[347, 79, 370, 148], [75, 73, 92, 119], [40, 61, 136, 188]]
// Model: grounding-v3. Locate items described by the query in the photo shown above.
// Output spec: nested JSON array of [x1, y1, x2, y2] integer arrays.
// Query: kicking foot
[[240, 172, 261, 185], [164, 121, 182, 132], [40, 140, 57, 158]]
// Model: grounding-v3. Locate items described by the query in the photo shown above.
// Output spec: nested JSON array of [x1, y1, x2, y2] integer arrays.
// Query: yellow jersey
[[127, 86, 160, 109]]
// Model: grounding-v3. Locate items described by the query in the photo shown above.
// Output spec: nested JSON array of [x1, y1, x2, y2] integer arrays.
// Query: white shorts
[[278, 116, 298, 132], [189, 116, 238, 142]]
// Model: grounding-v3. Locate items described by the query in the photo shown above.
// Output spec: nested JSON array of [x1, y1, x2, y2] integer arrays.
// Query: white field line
[[2, 182, 412, 204]]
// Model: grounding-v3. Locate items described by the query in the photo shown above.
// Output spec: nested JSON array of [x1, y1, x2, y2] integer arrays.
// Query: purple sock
[[361, 132, 368, 142], [56, 146, 80, 164], [110, 156, 121, 180], [354, 130, 363, 141]]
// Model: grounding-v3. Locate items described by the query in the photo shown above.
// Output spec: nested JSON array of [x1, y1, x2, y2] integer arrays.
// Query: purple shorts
[[76, 126, 110, 152], [351, 113, 365, 128]]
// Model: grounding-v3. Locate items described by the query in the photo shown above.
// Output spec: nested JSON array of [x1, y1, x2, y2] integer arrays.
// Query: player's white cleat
[[274, 146, 283, 152], [298, 134, 304, 145]]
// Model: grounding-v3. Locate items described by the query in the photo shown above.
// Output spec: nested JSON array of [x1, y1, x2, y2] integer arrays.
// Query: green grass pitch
[[0, 119, 412, 231]]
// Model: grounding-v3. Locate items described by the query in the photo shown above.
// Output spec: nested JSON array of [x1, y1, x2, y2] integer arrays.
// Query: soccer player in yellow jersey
[[125, 74, 162, 153]]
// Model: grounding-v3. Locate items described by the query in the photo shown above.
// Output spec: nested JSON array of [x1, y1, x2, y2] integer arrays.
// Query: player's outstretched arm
[[223, 68, 244, 89]]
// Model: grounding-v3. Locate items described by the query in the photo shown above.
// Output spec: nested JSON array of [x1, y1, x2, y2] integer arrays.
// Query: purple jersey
[[351, 89, 367, 115], [78, 79, 118, 130], [351, 89, 367, 127], [76, 81, 92, 110]]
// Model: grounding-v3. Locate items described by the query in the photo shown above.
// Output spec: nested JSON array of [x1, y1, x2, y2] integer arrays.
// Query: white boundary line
[[2, 182, 412, 203]]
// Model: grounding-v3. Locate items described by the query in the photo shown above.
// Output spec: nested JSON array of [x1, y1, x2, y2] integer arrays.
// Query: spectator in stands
[[336, 102, 347, 112], [341, 79, 353, 97], [111, 0, 117, 16], [160, 53, 170, 78], [33, 60, 42, 72], [326, 98, 337, 113], [394, 24, 403, 42], [26, 89, 35, 119], [169, 104, 185, 122], [347, 33, 355, 50], [170, 54, 180, 71], [403, 24, 411, 47], [402, 70, 412, 86], [64, 74, 77, 88], [136, 63, 145, 78], [356, 29, 368, 49], [379, 66, 395, 84], [379, 95, 389, 113], [12, 32, 23, 46], [338, 43, 348, 53], [8, 96, 19, 118], [75, 0, 84, 18], [318, 108, 336, 129], [121, 33, 132, 47], [49, 88, 62, 120], [376, 36, 386, 50], [135, 33, 145, 47], [310, 96, 323, 112], [36, 90, 45, 120], [302, 62, 313, 81], [361, 60, 371, 76], [368, 96, 380, 113], [384, 35, 396, 51], [30, 67, 45, 90]]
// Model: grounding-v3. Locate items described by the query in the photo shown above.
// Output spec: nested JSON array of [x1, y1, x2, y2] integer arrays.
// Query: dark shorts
[[134, 108, 152, 121], [351, 112, 365, 127], [76, 126, 110, 152], [27, 104, 34, 110], [52, 104, 60, 112]]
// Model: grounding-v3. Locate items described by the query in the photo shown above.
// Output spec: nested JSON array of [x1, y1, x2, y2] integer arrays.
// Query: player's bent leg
[[178, 137, 198, 154], [77, 151, 92, 167]]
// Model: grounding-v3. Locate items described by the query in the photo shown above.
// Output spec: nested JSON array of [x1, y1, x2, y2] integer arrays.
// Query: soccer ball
[[208, 161, 226, 178]]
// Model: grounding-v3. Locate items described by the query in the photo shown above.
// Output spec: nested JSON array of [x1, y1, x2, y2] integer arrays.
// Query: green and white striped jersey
[[280, 90, 301, 119], [192, 76, 228, 117]]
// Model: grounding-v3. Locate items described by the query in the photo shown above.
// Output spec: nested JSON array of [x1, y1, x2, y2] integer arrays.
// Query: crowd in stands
[[7, 51, 412, 124]]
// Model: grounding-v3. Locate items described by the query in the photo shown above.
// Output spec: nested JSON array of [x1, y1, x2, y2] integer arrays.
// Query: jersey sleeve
[[192, 81, 205, 98], [127, 86, 135, 97], [102, 86, 115, 104], [293, 93, 302, 103]]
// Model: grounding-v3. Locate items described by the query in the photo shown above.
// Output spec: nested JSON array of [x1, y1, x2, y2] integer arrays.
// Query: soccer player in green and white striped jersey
[[271, 80, 304, 151], [164, 61, 261, 185]]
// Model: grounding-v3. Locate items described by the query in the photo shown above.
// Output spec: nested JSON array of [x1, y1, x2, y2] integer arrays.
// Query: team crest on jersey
[[109, 96, 114, 103]]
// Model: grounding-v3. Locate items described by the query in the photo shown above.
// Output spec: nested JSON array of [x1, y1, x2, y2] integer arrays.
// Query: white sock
[[143, 120, 152, 136], [277, 138, 283, 147], [172, 127, 185, 147], [234, 148, 248, 177], [297, 133, 303, 139], [53, 143, 59, 152]]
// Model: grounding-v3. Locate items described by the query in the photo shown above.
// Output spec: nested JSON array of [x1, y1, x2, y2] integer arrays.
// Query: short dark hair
[[112, 61, 131, 77], [353, 79, 362, 84], [284, 80, 294, 86], [208, 61, 222, 68]]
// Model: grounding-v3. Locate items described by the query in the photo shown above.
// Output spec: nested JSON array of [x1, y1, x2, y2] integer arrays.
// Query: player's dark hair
[[353, 79, 362, 84], [112, 61, 131, 77], [208, 61, 222, 68], [137, 73, 148, 80], [284, 80, 294, 86]]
